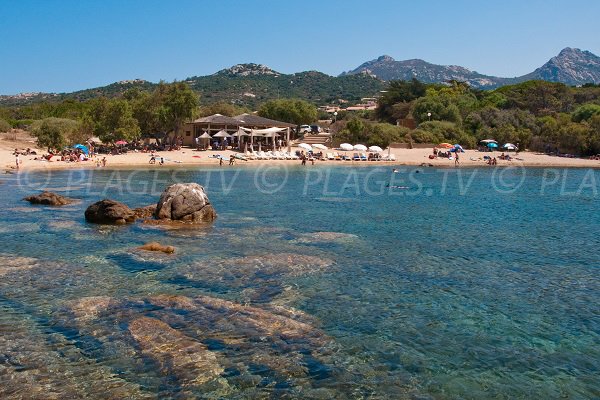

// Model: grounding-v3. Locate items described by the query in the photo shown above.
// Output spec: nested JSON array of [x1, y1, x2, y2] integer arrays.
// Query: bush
[[30, 117, 83, 150], [0, 119, 11, 133]]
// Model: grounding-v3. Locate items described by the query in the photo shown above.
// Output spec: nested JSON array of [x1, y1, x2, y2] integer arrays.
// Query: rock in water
[[23, 191, 74, 206], [132, 205, 156, 219], [138, 242, 175, 254], [85, 199, 136, 225], [154, 183, 217, 223], [128, 317, 223, 386]]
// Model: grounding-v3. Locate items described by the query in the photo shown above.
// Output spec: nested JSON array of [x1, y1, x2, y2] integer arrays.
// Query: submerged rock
[[85, 199, 135, 225], [171, 253, 334, 302], [66, 296, 114, 321], [154, 183, 217, 223], [23, 191, 75, 206], [296, 231, 359, 243], [128, 316, 224, 387], [137, 242, 175, 254]]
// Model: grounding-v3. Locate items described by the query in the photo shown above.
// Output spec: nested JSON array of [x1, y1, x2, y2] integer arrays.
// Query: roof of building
[[191, 114, 241, 125], [233, 113, 296, 128]]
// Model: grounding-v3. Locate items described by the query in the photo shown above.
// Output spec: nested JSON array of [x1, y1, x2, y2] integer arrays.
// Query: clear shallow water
[[0, 166, 599, 399]]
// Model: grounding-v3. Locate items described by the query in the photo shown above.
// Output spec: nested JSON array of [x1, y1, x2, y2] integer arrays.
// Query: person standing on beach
[[15, 153, 20, 170], [102, 157, 107, 167], [455, 152, 460, 167]]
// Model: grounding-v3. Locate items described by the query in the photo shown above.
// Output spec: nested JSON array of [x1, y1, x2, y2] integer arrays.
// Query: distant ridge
[[1, 48, 599, 106], [520, 47, 600, 85], [341, 47, 600, 89]]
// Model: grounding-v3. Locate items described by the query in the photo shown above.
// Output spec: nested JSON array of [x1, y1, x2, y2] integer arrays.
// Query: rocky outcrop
[[128, 317, 224, 387], [85, 199, 135, 225], [137, 242, 175, 254], [23, 191, 75, 206], [154, 183, 217, 223], [132, 205, 156, 219]]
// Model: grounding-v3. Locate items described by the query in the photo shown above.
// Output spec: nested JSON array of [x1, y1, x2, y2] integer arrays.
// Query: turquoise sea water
[[0, 165, 598, 399]]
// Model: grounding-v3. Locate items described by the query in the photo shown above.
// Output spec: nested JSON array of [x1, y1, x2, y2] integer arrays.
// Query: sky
[[1, 0, 599, 94]]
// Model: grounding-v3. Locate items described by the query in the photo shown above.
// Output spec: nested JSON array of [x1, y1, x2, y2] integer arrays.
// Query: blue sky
[[1, 0, 599, 94]]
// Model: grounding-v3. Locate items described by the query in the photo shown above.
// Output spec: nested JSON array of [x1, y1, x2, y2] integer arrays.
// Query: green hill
[[0, 65, 386, 108]]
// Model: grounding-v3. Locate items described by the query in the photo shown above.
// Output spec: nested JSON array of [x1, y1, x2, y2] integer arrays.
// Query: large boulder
[[154, 183, 217, 223], [85, 199, 136, 225], [23, 191, 74, 206]]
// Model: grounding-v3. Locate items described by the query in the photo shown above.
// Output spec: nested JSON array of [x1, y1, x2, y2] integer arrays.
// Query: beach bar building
[[183, 113, 296, 148]]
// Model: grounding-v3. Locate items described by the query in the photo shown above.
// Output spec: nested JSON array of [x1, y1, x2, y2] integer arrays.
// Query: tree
[[572, 103, 600, 122], [84, 97, 140, 143], [412, 96, 462, 124], [156, 82, 199, 134], [258, 99, 317, 125], [30, 117, 81, 150], [375, 79, 426, 123], [369, 123, 410, 148]]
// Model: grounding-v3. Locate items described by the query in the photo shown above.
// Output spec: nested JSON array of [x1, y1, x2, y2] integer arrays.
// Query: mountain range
[[1, 47, 599, 107], [341, 47, 600, 89]]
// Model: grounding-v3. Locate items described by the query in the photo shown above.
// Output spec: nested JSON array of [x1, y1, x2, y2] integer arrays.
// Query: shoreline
[[4, 145, 600, 173]]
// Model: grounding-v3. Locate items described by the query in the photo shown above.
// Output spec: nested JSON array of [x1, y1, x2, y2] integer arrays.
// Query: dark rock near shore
[[23, 191, 75, 206], [85, 199, 135, 225], [132, 205, 156, 219], [154, 183, 217, 223]]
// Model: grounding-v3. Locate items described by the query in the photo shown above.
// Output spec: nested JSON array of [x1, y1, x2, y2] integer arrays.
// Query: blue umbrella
[[487, 142, 498, 149], [73, 144, 89, 154], [453, 144, 465, 152]]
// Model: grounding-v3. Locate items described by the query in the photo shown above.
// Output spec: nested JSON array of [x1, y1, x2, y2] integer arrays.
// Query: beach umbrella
[[298, 143, 313, 151], [213, 130, 232, 138], [503, 143, 517, 150], [340, 143, 353, 151], [437, 143, 453, 149], [353, 144, 368, 151], [313, 144, 328, 150], [115, 140, 128, 145], [233, 128, 250, 137], [453, 144, 465, 152], [368, 145, 383, 152], [198, 132, 211, 139], [487, 142, 498, 149], [73, 144, 89, 154], [480, 139, 497, 144]]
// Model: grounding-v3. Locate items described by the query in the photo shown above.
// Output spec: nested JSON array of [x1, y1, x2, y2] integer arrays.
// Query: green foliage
[[375, 79, 426, 122], [258, 99, 318, 125], [84, 97, 140, 143], [572, 103, 600, 122], [414, 121, 475, 148], [412, 96, 462, 124], [464, 107, 537, 147], [336, 118, 409, 147], [0, 118, 11, 132], [197, 102, 249, 118], [369, 123, 410, 148], [496, 80, 574, 115], [156, 82, 199, 133], [30, 117, 82, 150]]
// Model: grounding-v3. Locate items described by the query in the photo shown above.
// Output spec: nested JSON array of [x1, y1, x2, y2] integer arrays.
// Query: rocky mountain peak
[[216, 63, 279, 77]]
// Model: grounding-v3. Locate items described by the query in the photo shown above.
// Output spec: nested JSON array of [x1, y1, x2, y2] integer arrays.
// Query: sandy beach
[[2, 135, 600, 172]]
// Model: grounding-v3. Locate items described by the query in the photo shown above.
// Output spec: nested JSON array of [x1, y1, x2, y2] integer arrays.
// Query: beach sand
[[2, 134, 599, 172]]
